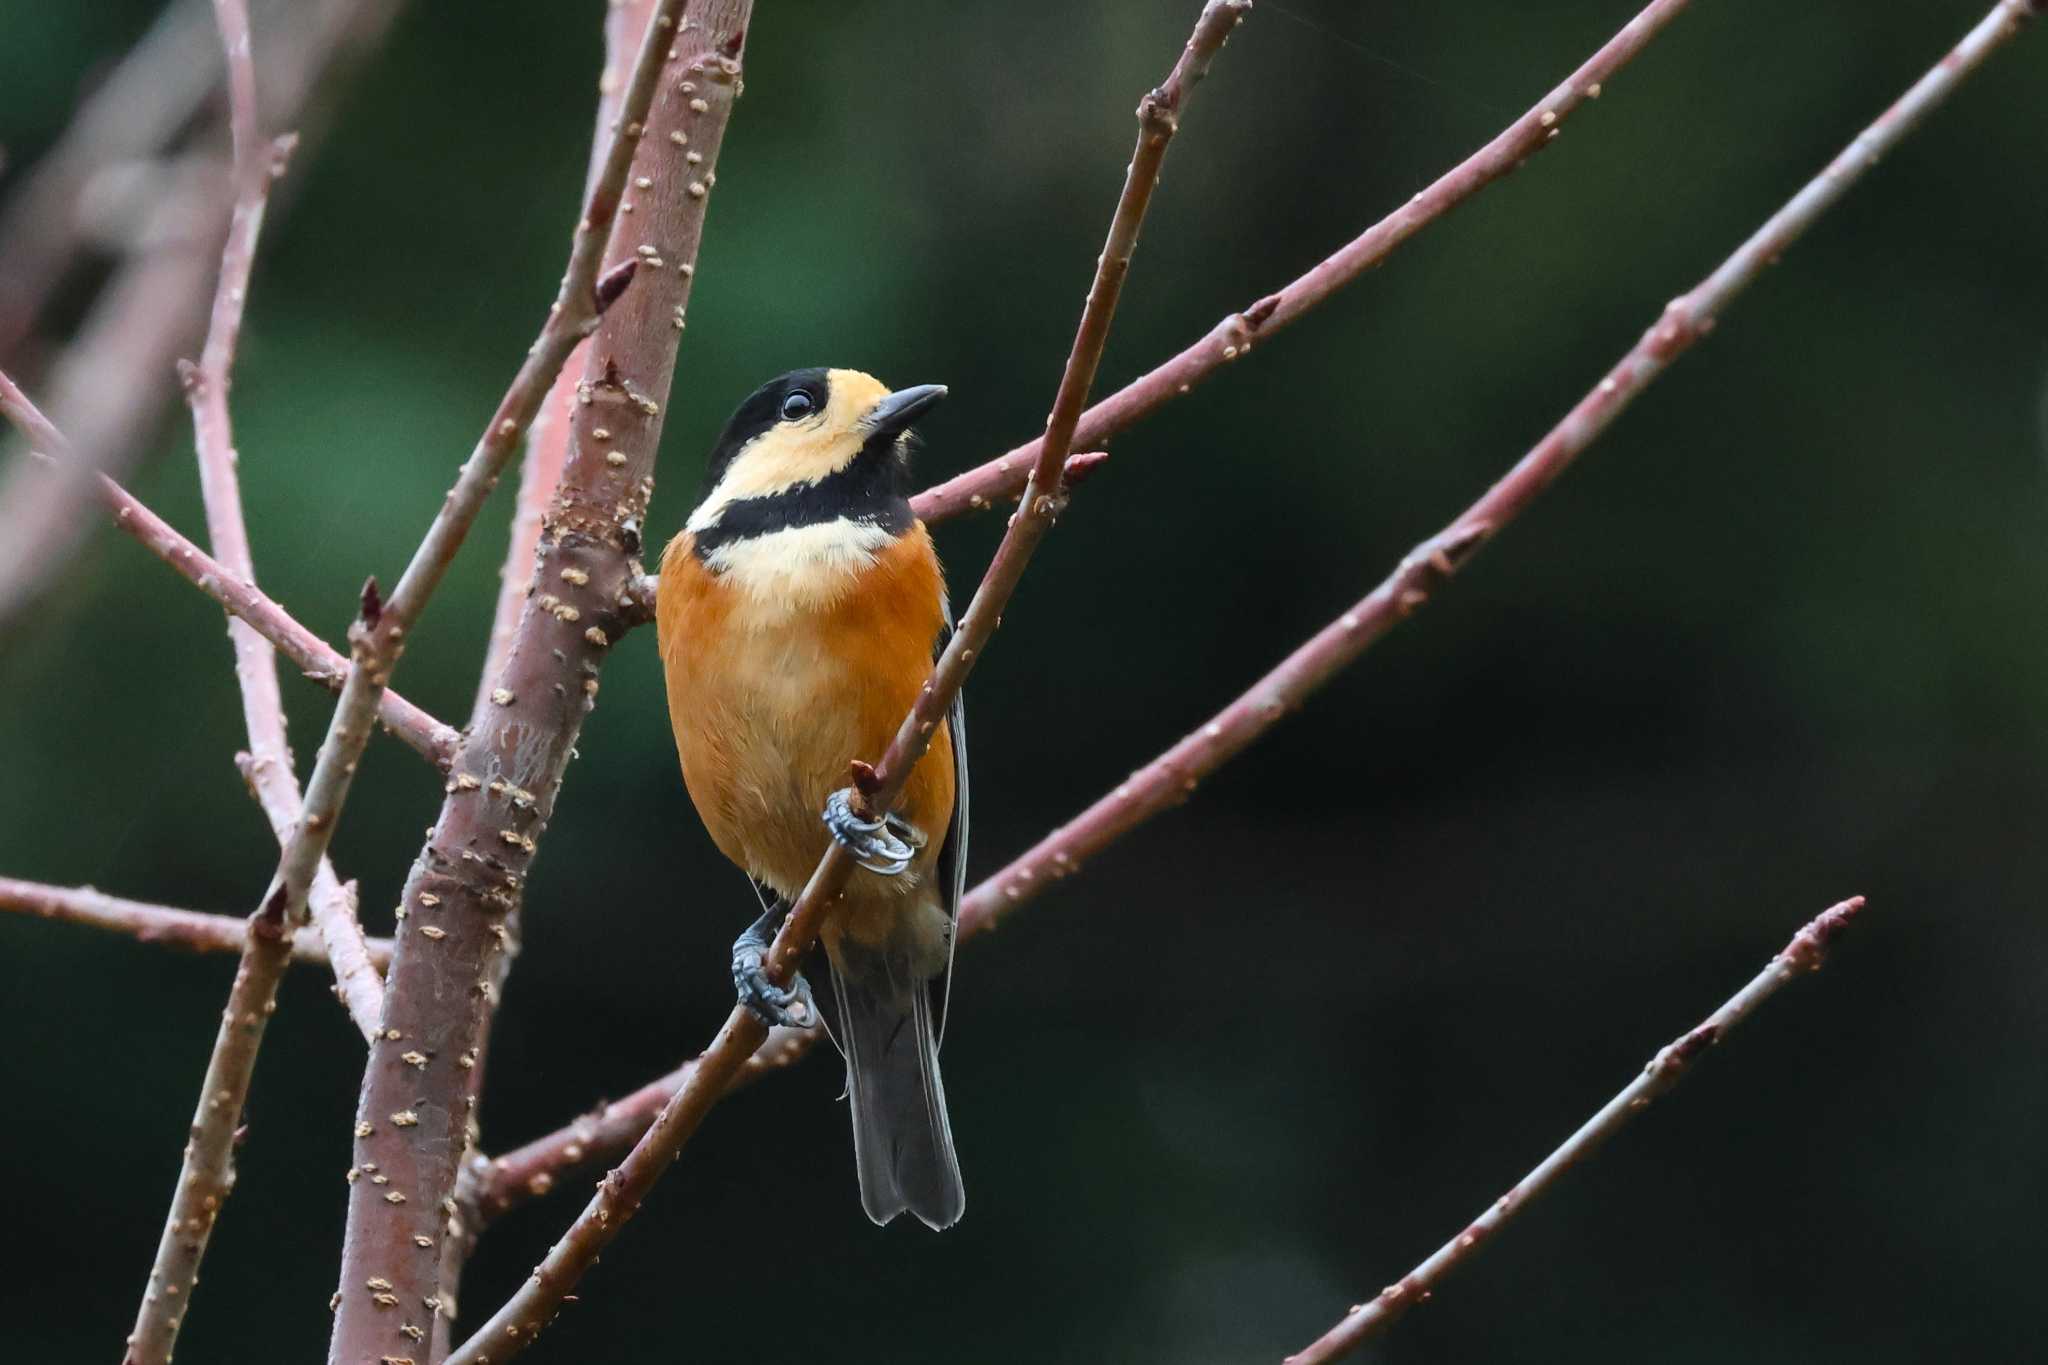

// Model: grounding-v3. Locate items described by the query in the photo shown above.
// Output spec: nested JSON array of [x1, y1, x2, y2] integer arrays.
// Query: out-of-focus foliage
[[2, 2, 2043, 1360]]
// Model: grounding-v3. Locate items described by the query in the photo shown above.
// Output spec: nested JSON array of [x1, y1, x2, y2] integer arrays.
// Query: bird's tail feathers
[[828, 942, 964, 1229]]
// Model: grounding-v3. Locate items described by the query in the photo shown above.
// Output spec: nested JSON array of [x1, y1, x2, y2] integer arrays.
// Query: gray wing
[[932, 600, 967, 1045]]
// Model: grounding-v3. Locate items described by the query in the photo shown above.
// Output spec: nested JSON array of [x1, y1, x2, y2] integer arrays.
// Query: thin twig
[[0, 875, 393, 968], [483, 0, 2043, 1202], [326, 2, 747, 1357], [0, 374, 459, 766], [180, 0, 383, 1035], [910, 0, 1696, 526], [446, 7, 1249, 1358], [467, 1026, 816, 1226], [124, 7, 342, 1357], [1285, 896, 1868, 1364], [958, 0, 2047, 939]]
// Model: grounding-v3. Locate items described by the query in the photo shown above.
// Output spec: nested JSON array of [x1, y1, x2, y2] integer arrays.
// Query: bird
[[656, 367, 967, 1229]]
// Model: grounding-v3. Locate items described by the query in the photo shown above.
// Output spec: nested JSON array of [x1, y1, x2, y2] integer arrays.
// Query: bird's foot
[[822, 787, 923, 875], [731, 901, 818, 1029]]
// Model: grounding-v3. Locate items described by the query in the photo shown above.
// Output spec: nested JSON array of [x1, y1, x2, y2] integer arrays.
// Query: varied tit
[[656, 368, 966, 1229]]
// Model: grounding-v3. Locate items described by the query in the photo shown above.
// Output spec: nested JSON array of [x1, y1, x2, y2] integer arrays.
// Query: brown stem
[[328, 4, 751, 1360], [445, 7, 1248, 1359], [0, 875, 393, 967], [469, 1026, 815, 1226], [958, 0, 2044, 940], [437, 4, 659, 1353], [1285, 897, 1867, 1364], [910, 0, 1697, 527]]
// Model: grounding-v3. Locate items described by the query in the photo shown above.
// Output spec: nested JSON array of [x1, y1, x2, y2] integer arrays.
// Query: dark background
[[3, 2, 2044, 1360]]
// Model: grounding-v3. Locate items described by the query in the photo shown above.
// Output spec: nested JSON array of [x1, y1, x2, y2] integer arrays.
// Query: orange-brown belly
[[657, 525, 954, 954]]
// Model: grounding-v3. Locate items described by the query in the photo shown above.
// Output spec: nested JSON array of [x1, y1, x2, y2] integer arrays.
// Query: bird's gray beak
[[863, 384, 947, 436]]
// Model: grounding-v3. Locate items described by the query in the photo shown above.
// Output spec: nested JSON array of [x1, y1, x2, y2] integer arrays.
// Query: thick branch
[[910, 0, 1697, 526], [1286, 896, 1867, 1364], [329, 4, 750, 1360], [445, 7, 1249, 1358], [437, 5, 661, 1353], [0, 876, 393, 967]]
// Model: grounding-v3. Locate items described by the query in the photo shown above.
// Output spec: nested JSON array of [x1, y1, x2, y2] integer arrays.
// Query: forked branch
[[444, 6, 1251, 1358], [328, 3, 754, 1358], [1285, 897, 1867, 1364], [469, 0, 2040, 1214], [912, 0, 1698, 524]]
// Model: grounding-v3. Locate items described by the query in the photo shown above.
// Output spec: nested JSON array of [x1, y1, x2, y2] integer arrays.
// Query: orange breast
[[657, 523, 955, 935]]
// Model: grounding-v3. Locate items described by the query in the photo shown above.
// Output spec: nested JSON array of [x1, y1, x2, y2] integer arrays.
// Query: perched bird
[[657, 368, 967, 1229]]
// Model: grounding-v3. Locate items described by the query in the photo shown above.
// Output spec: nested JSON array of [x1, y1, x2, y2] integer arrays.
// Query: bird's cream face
[[676, 368, 948, 607], [688, 369, 892, 528]]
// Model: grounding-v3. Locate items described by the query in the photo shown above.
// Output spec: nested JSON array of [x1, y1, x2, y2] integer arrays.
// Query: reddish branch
[[122, 0, 691, 1351], [911, 0, 1697, 525], [437, 6, 658, 1353], [0, 876, 393, 967], [957, 0, 2047, 940], [470, 0, 2041, 1215], [327, 4, 751, 1359], [445, 6, 1249, 1358], [1286, 897, 1868, 1364]]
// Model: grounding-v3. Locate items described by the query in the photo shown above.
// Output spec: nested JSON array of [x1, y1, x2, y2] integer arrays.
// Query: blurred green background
[[3, 1, 2045, 1360]]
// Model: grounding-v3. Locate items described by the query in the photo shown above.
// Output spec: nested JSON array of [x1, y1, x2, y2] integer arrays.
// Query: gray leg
[[731, 899, 818, 1029]]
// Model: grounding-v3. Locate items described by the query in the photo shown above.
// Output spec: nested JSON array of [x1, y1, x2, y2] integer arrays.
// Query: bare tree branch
[[1285, 896, 1868, 1364], [326, 3, 751, 1358], [0, 376, 460, 767], [445, 7, 1249, 1357], [466, 1026, 815, 1227], [438, 5, 660, 1350], [120, 0, 697, 1347], [910, 0, 1697, 525], [959, 0, 2047, 939], [480, 0, 2042, 1204], [0, 875, 393, 968]]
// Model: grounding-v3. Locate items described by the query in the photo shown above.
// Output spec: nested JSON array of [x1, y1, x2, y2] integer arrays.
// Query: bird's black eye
[[780, 390, 816, 421]]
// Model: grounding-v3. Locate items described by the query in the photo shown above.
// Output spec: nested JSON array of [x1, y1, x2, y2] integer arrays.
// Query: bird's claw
[[822, 787, 921, 876], [731, 901, 818, 1030]]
